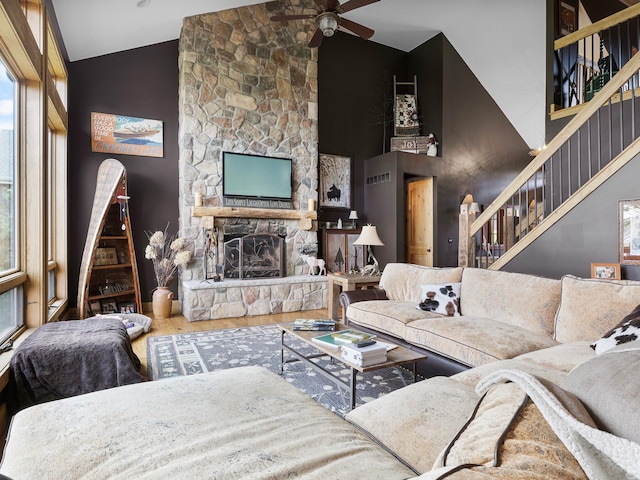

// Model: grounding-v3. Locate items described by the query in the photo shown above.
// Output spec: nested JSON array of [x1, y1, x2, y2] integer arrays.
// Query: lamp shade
[[317, 13, 338, 36], [349, 210, 358, 220], [354, 225, 384, 246], [469, 202, 480, 213]]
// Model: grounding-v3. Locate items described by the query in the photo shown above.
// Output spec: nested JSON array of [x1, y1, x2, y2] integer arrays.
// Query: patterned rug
[[146, 324, 414, 415]]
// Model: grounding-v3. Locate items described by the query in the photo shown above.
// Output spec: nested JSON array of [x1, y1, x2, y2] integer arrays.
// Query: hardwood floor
[[131, 309, 329, 378]]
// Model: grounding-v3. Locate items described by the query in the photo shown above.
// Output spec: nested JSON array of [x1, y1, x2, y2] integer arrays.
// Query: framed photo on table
[[319, 153, 351, 210], [591, 263, 621, 280]]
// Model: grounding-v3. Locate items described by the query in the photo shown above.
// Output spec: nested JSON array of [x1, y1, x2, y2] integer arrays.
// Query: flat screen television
[[222, 152, 293, 206]]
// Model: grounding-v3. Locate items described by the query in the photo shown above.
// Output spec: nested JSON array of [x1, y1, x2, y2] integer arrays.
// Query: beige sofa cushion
[[346, 376, 478, 474], [563, 344, 640, 443], [554, 275, 640, 342], [404, 316, 558, 367], [347, 301, 441, 338], [452, 342, 592, 388], [380, 264, 463, 303], [460, 268, 561, 336]]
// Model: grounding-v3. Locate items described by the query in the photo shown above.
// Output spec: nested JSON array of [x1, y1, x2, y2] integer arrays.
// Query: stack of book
[[331, 330, 375, 344], [340, 342, 388, 367], [293, 319, 336, 331]]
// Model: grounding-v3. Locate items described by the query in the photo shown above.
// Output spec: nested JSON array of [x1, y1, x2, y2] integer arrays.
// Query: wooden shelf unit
[[77, 159, 142, 318]]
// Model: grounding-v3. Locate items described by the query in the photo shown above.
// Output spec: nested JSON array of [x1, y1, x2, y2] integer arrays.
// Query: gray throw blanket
[[10, 318, 143, 411]]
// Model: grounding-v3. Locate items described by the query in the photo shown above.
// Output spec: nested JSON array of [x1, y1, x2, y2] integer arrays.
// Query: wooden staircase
[[459, 5, 640, 269]]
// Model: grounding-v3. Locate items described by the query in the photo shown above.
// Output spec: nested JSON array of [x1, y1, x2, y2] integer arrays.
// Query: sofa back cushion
[[554, 275, 640, 342], [563, 344, 640, 444], [379, 263, 463, 303], [460, 268, 561, 336]]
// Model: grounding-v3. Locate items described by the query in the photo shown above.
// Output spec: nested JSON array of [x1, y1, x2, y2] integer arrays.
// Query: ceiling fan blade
[[339, 0, 380, 14], [308, 28, 325, 48], [271, 14, 315, 22], [339, 17, 375, 39]]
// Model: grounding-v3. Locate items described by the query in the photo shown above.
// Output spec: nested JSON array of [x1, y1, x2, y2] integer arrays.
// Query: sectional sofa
[[340, 263, 640, 376], [1, 265, 640, 478]]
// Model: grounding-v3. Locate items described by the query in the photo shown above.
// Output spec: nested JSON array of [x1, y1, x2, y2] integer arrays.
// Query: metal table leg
[[350, 368, 357, 410], [279, 329, 284, 374]]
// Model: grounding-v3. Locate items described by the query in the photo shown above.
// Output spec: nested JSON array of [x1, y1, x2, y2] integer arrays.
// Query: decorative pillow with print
[[591, 303, 640, 354], [418, 283, 461, 316]]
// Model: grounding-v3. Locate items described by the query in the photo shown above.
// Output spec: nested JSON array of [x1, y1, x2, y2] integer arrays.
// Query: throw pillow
[[96, 313, 152, 340], [590, 304, 640, 354], [418, 283, 461, 316], [554, 275, 640, 342]]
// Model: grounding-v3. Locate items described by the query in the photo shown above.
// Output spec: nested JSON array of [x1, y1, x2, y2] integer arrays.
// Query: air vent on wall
[[366, 172, 391, 185]]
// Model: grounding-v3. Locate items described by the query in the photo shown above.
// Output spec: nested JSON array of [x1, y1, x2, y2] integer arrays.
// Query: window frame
[[0, 0, 68, 334]]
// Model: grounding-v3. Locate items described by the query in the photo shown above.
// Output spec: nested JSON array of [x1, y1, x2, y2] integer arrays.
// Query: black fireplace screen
[[223, 234, 284, 279]]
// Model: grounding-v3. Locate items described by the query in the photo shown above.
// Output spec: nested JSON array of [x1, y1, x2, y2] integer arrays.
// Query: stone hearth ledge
[[182, 276, 328, 322]]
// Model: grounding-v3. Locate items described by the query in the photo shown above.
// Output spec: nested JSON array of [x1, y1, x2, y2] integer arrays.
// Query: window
[[0, 57, 22, 339], [0, 0, 68, 335], [0, 60, 15, 274]]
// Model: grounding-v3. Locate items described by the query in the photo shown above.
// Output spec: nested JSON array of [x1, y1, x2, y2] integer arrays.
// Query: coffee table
[[278, 322, 427, 410]]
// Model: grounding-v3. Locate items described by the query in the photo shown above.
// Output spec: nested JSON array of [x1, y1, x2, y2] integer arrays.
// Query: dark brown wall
[[318, 31, 407, 223], [68, 41, 180, 306], [504, 153, 640, 280], [318, 33, 530, 268]]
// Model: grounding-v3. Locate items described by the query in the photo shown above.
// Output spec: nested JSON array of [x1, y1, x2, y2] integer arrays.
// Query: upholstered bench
[[9, 317, 144, 411]]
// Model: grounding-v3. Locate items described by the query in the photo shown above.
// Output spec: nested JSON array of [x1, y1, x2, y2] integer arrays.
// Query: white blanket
[[476, 369, 640, 480]]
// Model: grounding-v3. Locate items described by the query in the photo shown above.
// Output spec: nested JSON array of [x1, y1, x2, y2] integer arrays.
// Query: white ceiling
[[50, 0, 546, 148]]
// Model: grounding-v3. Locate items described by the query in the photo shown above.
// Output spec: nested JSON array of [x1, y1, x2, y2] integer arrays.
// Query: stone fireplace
[[177, 1, 327, 321]]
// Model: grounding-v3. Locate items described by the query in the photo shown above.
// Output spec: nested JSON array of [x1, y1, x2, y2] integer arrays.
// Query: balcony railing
[[553, 4, 640, 116]]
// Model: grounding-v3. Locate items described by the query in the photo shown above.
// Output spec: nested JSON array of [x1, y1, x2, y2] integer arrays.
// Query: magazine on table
[[310, 330, 370, 349], [293, 319, 336, 331]]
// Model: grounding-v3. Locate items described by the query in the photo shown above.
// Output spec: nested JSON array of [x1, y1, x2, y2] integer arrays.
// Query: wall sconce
[[317, 12, 339, 37], [459, 197, 479, 268], [460, 194, 480, 215], [354, 224, 384, 276], [348, 210, 358, 228]]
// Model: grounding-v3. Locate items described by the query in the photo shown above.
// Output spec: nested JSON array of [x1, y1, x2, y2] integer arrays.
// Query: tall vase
[[152, 287, 173, 319]]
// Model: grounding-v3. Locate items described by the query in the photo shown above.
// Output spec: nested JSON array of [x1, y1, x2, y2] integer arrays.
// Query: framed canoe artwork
[[91, 112, 164, 158]]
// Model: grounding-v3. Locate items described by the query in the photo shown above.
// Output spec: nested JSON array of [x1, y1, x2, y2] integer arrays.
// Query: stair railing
[[461, 51, 640, 269]]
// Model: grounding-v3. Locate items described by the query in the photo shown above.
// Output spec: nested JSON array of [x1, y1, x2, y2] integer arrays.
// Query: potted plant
[[145, 225, 192, 318]]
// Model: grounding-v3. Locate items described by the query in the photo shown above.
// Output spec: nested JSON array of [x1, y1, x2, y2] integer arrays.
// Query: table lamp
[[353, 224, 384, 276], [348, 210, 358, 228]]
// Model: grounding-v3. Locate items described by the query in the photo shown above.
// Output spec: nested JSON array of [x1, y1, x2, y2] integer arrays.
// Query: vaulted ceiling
[[50, 0, 547, 148]]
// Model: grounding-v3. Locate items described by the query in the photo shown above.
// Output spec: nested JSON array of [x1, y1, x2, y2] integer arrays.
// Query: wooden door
[[407, 178, 434, 266]]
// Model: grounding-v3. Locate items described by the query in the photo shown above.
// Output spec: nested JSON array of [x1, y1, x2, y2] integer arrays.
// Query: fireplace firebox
[[223, 233, 284, 279]]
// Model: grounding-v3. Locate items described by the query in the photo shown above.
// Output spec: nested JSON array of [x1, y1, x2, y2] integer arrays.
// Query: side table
[[327, 273, 381, 321]]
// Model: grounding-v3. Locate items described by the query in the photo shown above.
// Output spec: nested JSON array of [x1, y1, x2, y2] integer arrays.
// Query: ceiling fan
[[270, 0, 380, 48]]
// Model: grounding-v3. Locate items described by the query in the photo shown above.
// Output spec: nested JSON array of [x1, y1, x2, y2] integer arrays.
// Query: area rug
[[146, 324, 414, 415]]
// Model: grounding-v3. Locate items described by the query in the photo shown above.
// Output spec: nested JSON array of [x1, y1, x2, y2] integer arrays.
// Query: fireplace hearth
[[224, 233, 284, 279]]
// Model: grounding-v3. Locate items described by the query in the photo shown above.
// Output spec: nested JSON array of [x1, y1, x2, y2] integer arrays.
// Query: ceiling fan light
[[317, 13, 338, 37]]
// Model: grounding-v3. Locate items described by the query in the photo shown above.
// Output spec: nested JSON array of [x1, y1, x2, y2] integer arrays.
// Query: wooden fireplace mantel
[[192, 206, 317, 230]]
